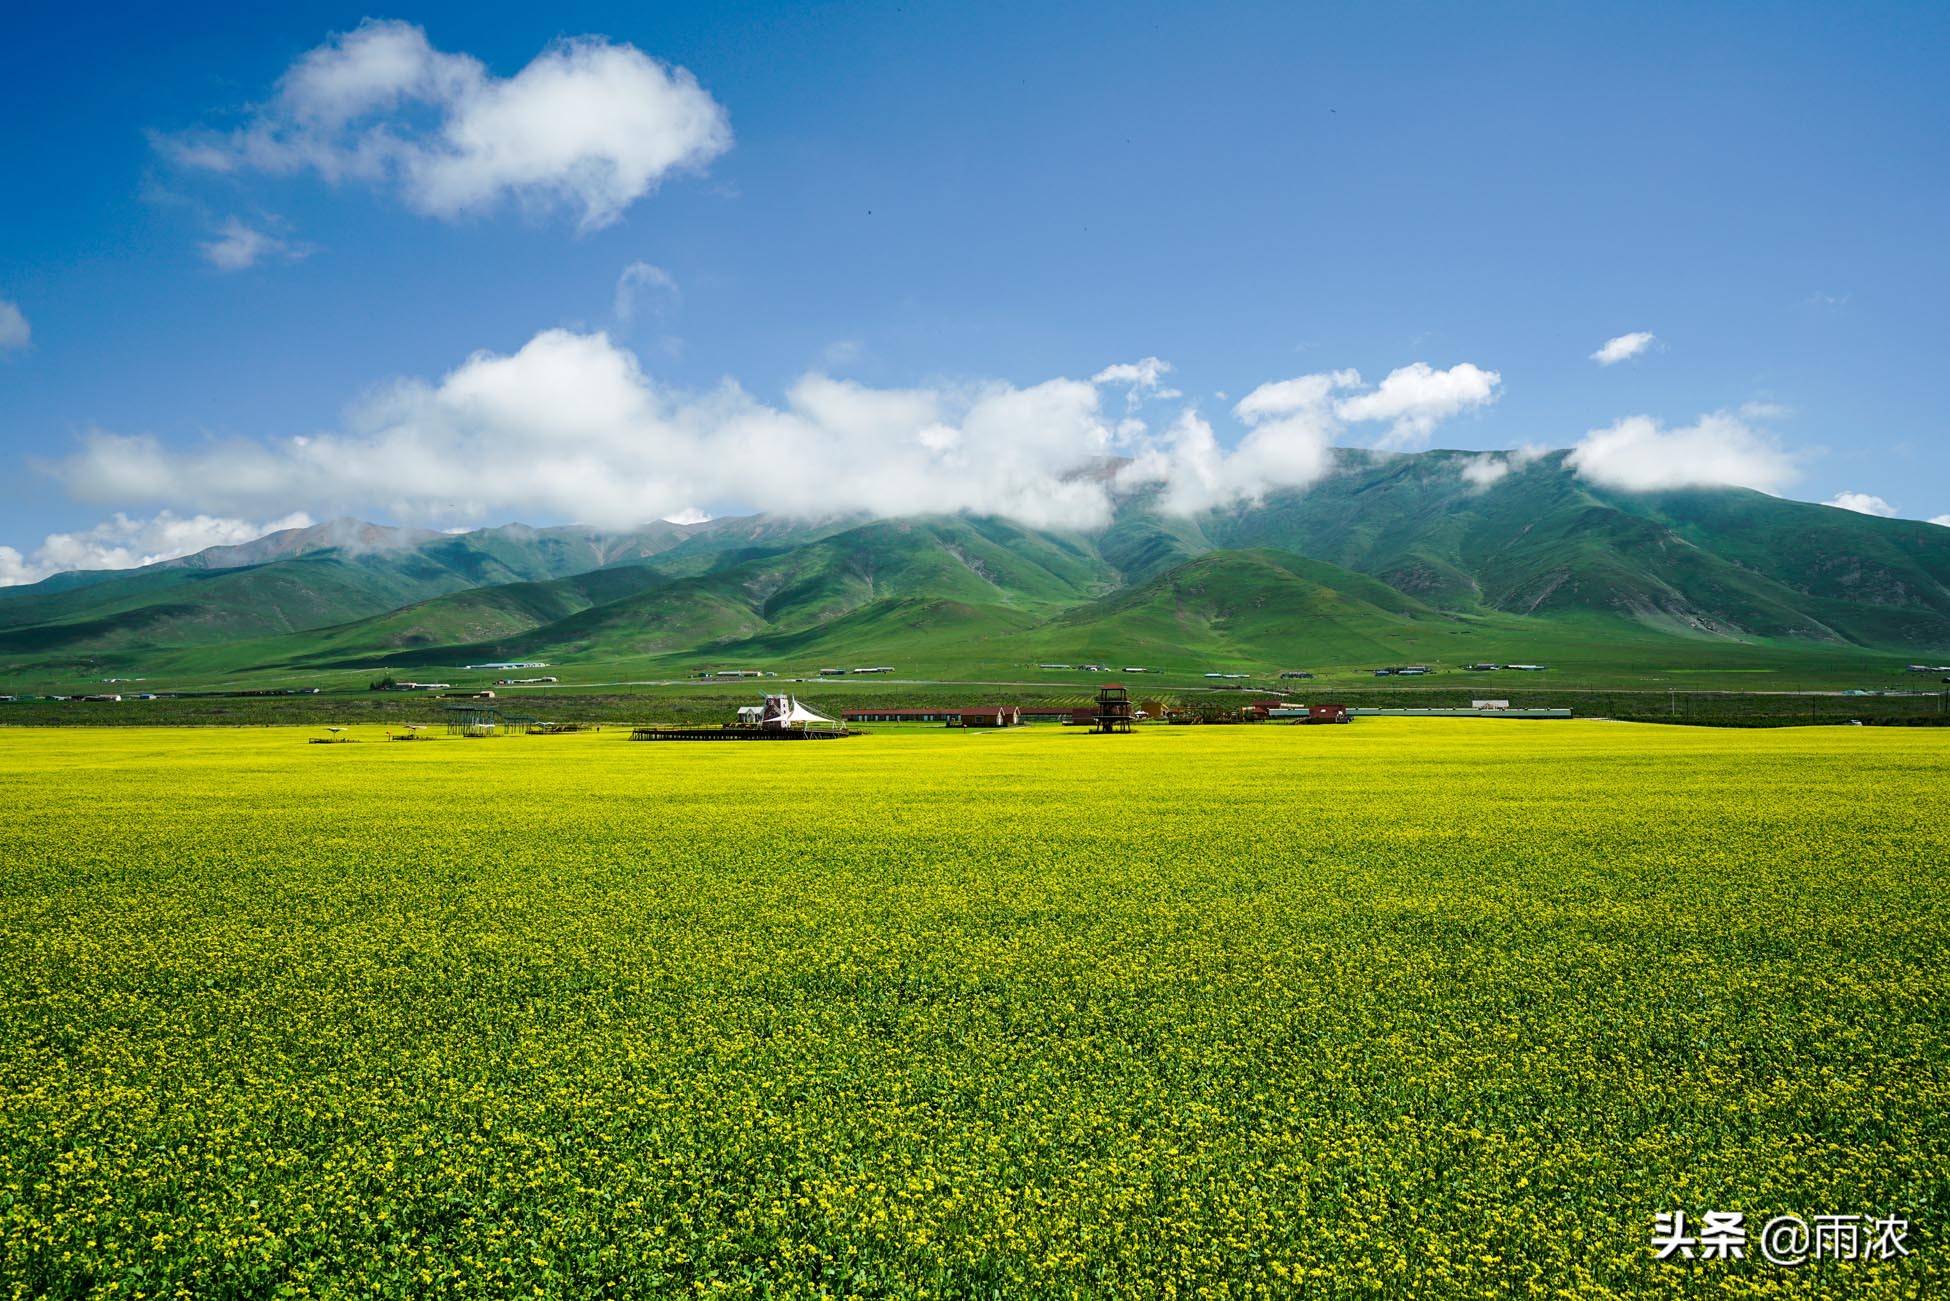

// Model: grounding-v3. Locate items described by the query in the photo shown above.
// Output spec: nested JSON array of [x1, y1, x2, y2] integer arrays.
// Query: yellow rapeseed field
[[0, 720, 1944, 1297]]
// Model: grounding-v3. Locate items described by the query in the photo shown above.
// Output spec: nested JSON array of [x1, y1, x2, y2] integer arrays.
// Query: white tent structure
[[759, 693, 840, 731]]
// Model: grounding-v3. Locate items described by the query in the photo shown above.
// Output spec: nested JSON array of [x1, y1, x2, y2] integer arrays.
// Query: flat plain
[[1, 721, 1944, 1297]]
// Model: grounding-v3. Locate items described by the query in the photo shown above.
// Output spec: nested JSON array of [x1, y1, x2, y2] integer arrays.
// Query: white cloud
[[1590, 331, 1657, 366], [1232, 375, 1348, 426], [1111, 371, 1357, 513], [47, 338, 1507, 532], [1459, 443, 1549, 489], [661, 508, 711, 525], [160, 20, 731, 231], [1460, 454, 1509, 488], [0, 510, 314, 586], [1825, 492, 1897, 518], [199, 217, 309, 270], [1092, 357, 1182, 409], [1331, 362, 1502, 449], [1232, 370, 1359, 422], [1113, 411, 1226, 513], [1567, 411, 1799, 494], [612, 261, 678, 322], [54, 331, 1123, 531], [0, 298, 28, 351], [1930, 515, 1950, 528]]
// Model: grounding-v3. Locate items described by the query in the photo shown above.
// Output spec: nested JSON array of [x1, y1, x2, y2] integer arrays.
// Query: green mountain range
[[4, 450, 1947, 690]]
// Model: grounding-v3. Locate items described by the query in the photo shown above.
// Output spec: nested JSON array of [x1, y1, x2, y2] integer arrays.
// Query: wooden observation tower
[[1094, 683, 1135, 734]]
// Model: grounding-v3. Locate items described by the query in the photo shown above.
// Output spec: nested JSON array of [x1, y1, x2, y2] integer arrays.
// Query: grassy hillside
[[0, 521, 701, 655], [1199, 451, 1950, 648], [236, 542, 1930, 696], [1619, 487, 1950, 644], [0, 556, 484, 656], [1022, 549, 1444, 666], [4, 451, 1948, 693], [182, 516, 1112, 675]]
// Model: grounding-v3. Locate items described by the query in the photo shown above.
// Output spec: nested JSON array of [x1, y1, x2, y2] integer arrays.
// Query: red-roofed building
[[958, 706, 1021, 728]]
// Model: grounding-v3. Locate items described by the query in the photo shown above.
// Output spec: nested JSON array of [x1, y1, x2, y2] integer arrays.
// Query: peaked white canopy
[[761, 693, 835, 727]]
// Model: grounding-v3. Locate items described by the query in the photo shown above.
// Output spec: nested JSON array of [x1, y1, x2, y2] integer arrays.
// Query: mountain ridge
[[4, 450, 1946, 684]]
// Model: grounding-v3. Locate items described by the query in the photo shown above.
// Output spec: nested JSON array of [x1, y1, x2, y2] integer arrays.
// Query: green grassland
[[4, 677, 1948, 731], [3, 578, 1942, 701], [2, 722, 1944, 1296]]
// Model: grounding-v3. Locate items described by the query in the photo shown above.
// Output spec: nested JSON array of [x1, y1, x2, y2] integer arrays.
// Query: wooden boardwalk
[[627, 726, 853, 742]]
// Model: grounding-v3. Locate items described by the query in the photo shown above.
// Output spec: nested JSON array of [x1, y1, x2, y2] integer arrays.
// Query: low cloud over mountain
[[46, 332, 1507, 543]]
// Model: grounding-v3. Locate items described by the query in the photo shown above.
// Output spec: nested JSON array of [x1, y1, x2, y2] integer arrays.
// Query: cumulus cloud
[[0, 298, 28, 351], [0, 510, 314, 587], [53, 332, 1121, 530], [1119, 408, 1335, 515], [1591, 331, 1657, 365], [1092, 357, 1182, 409], [1111, 372, 1357, 513], [159, 20, 731, 231], [612, 261, 678, 322], [1825, 492, 1898, 518], [1233, 371, 1359, 423], [200, 217, 309, 270], [47, 338, 1506, 532], [1567, 411, 1799, 494], [1330, 362, 1502, 449], [0, 551, 38, 587], [1931, 515, 1950, 528]]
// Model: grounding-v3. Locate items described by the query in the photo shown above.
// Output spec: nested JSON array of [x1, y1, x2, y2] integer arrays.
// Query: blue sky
[[1, 2, 1946, 578]]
